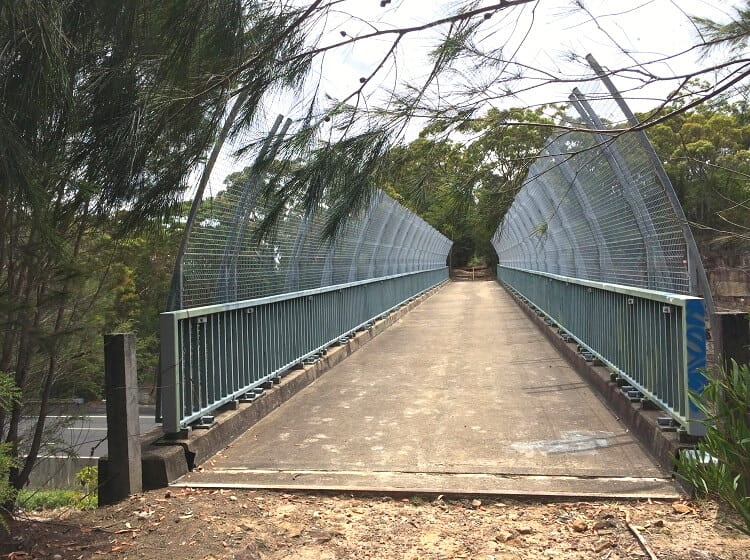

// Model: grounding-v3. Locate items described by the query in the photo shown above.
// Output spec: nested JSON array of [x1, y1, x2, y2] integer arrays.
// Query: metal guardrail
[[498, 265, 707, 436], [160, 267, 448, 434]]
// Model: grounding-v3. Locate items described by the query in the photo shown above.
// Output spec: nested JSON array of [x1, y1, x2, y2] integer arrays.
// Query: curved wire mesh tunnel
[[492, 71, 712, 308], [160, 118, 451, 432], [492, 128, 692, 293], [491, 58, 713, 436], [178, 187, 451, 310]]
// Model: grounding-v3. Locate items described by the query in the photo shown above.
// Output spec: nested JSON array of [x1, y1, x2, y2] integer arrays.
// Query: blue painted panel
[[685, 298, 707, 412]]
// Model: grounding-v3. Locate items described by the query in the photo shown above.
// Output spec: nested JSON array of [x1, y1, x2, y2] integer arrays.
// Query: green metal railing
[[160, 267, 448, 434], [498, 265, 707, 436]]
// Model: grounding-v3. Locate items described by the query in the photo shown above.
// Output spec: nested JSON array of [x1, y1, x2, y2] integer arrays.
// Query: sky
[[303, 0, 739, 115], [200, 0, 743, 197]]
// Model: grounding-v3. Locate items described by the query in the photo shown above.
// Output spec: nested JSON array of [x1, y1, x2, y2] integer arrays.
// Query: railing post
[[99, 333, 142, 505], [160, 312, 181, 435]]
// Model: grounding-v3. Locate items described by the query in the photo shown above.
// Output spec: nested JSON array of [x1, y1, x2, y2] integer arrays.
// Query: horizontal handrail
[[160, 267, 448, 434], [498, 265, 707, 436], [165, 267, 448, 318]]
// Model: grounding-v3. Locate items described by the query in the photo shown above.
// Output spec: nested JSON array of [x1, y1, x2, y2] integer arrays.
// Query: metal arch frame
[[216, 116, 293, 305], [430, 230, 447, 269], [347, 193, 381, 282], [497, 209, 529, 268], [436, 234, 452, 267], [392, 215, 418, 275], [508, 203, 539, 271], [409, 220, 430, 273], [514, 188, 564, 274], [533, 170, 589, 278], [502, 210, 534, 269], [425, 231, 442, 269], [367, 198, 398, 278], [283, 206, 316, 292], [522, 185, 565, 274], [569, 89, 671, 290], [422, 228, 439, 270], [320, 237, 337, 286], [542, 141, 614, 280], [418, 221, 437, 271], [381, 209, 409, 277]]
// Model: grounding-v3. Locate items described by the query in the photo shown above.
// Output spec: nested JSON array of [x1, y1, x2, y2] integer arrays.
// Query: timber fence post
[[98, 333, 142, 505]]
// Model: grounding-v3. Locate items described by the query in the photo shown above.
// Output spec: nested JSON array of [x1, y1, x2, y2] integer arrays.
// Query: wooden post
[[98, 333, 142, 505]]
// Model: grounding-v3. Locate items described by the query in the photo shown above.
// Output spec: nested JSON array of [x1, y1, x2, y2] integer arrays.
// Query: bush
[[16, 466, 98, 512], [16, 490, 89, 511], [676, 360, 750, 535]]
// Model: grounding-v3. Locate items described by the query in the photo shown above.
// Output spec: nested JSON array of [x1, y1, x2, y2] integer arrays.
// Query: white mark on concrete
[[321, 444, 340, 454], [510, 431, 615, 457], [371, 445, 384, 451], [278, 432, 290, 441]]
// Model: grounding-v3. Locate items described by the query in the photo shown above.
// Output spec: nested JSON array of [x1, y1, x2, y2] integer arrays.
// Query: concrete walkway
[[174, 281, 680, 498]]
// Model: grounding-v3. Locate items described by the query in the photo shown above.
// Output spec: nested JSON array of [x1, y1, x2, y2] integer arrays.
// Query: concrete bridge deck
[[174, 281, 681, 498]]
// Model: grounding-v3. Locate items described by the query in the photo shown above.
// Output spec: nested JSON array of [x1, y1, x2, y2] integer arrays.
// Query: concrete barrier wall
[[26, 456, 98, 489]]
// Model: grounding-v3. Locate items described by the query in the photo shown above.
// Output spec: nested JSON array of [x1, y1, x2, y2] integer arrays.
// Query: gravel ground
[[1, 489, 749, 559]]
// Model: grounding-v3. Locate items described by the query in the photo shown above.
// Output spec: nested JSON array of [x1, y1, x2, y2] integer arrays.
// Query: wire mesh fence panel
[[171, 126, 451, 311], [160, 117, 452, 430], [492, 87, 703, 298]]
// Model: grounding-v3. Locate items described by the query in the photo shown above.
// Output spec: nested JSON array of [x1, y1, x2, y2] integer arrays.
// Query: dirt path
[[3, 489, 748, 559]]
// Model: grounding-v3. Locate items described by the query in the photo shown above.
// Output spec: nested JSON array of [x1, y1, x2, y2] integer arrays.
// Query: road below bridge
[[175, 281, 680, 498]]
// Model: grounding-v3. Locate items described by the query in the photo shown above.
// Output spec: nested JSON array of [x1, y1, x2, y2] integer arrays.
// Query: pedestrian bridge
[[157, 56, 711, 497], [172, 280, 680, 498]]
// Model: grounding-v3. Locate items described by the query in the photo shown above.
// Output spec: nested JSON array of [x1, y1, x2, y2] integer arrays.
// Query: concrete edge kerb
[[133, 280, 450, 489], [498, 281, 690, 483]]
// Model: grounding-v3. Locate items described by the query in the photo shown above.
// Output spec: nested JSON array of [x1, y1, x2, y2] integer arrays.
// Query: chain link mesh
[[173, 125, 451, 310], [492, 88, 693, 295]]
